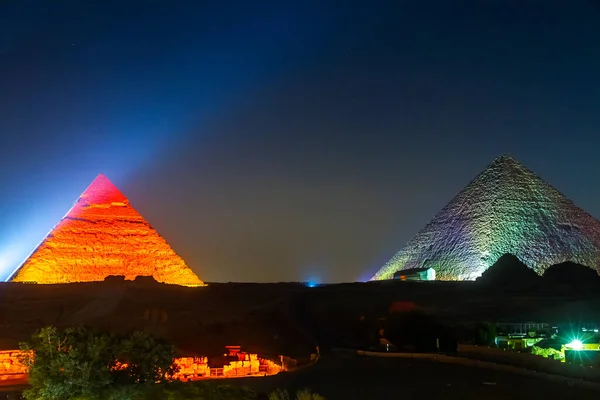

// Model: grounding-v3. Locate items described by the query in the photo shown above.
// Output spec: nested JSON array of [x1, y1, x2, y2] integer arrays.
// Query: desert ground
[[215, 353, 600, 400], [3, 353, 598, 400], [2, 280, 600, 357], [3, 280, 600, 399]]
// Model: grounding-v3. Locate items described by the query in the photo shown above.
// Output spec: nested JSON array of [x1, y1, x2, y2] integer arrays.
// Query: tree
[[19, 326, 178, 400], [20, 325, 324, 400], [473, 322, 497, 346], [384, 311, 457, 353]]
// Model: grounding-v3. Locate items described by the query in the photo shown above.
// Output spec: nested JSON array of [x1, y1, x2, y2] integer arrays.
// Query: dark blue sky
[[1, 1, 599, 282]]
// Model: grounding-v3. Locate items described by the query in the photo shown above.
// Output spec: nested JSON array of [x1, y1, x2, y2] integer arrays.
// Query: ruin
[[0, 347, 282, 385], [371, 155, 600, 281], [8, 174, 203, 286]]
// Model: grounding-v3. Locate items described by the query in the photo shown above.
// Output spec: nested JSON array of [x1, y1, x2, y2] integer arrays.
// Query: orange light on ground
[[9, 174, 203, 287]]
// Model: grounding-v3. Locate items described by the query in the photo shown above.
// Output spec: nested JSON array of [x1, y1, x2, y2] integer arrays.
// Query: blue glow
[[306, 281, 319, 288], [0, 132, 167, 281], [0, 2, 334, 281], [0, 179, 89, 281]]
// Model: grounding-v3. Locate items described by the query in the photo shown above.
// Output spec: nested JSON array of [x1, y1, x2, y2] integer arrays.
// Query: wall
[[173, 353, 282, 380], [0, 350, 28, 384], [0, 350, 282, 385]]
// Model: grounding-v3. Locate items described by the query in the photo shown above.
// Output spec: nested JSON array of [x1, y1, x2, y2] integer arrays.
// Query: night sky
[[1, 1, 599, 283]]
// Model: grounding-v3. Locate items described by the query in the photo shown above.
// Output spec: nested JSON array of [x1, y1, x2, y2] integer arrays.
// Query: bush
[[531, 345, 564, 361], [145, 381, 258, 400], [20, 326, 178, 400], [472, 322, 497, 346], [269, 388, 326, 400], [19, 325, 324, 400]]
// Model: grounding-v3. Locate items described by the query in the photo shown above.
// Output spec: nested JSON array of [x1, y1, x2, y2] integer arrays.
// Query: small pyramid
[[371, 155, 600, 281], [9, 174, 204, 286], [477, 253, 541, 287]]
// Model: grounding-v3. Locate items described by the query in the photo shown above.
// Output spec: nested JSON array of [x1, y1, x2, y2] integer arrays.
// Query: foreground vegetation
[[19, 326, 324, 400]]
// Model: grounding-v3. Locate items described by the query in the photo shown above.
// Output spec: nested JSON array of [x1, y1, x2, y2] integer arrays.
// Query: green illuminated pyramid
[[371, 155, 600, 281]]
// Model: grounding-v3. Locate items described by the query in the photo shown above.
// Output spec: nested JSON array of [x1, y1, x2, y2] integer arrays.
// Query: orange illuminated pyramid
[[9, 174, 204, 286]]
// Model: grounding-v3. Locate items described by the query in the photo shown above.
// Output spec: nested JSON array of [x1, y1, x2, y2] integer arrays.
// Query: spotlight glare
[[567, 339, 583, 350]]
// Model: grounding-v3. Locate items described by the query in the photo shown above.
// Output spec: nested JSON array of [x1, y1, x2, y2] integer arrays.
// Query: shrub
[[531, 345, 564, 360], [19, 326, 177, 400], [269, 388, 325, 400]]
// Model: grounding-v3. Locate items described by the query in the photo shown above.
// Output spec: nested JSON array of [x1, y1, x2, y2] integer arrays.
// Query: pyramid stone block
[[371, 155, 600, 281], [8, 174, 204, 286]]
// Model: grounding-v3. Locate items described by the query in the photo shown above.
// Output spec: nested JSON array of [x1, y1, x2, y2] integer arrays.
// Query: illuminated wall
[[0, 350, 282, 384], [173, 353, 282, 379], [371, 155, 600, 281], [0, 350, 28, 384], [8, 174, 203, 287]]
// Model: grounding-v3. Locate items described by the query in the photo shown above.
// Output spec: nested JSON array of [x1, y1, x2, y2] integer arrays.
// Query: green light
[[567, 339, 583, 350]]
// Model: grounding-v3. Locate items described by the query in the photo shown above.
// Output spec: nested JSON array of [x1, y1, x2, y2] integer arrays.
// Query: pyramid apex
[[80, 173, 128, 206], [491, 154, 520, 164], [485, 154, 528, 175], [91, 173, 111, 183]]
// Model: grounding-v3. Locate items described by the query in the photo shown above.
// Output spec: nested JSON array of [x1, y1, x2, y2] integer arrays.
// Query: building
[[393, 267, 435, 281], [371, 155, 600, 281], [7, 174, 203, 286]]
